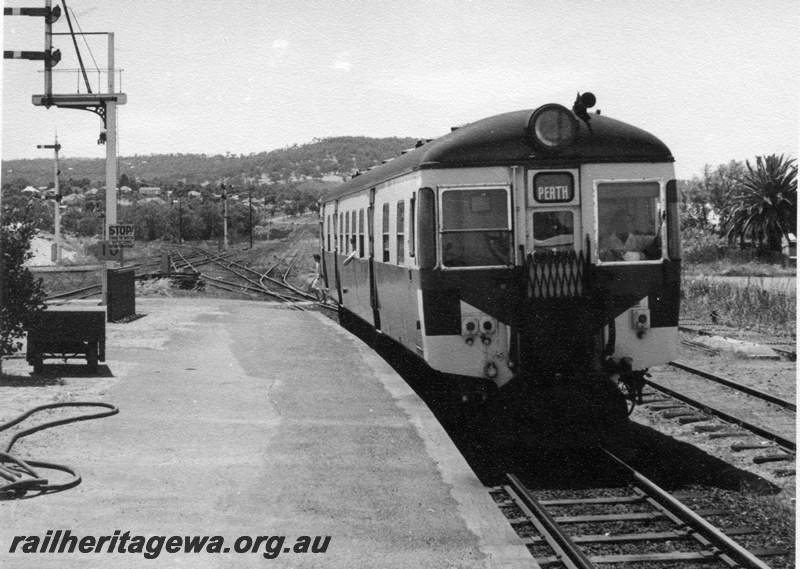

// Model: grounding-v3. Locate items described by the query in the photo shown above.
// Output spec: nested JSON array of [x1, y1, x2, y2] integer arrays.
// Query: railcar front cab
[[417, 98, 680, 418], [521, 99, 681, 410]]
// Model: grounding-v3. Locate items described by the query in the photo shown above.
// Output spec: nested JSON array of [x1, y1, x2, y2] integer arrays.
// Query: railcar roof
[[325, 107, 673, 201]]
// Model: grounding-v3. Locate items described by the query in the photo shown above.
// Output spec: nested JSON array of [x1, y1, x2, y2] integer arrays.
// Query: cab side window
[[597, 182, 662, 262]]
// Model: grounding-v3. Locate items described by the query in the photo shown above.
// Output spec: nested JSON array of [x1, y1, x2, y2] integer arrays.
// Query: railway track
[[42, 250, 213, 301], [41, 242, 338, 314], [667, 361, 795, 412], [493, 450, 789, 569], [170, 247, 338, 313], [637, 366, 795, 476]]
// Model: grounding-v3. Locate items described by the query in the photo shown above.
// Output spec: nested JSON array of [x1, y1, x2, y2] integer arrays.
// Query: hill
[[1, 135, 421, 191]]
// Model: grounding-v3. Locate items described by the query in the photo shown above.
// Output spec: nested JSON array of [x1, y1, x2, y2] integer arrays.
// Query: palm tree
[[722, 154, 796, 253]]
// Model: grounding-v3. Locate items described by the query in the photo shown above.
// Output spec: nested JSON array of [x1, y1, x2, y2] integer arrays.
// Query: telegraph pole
[[221, 184, 229, 251], [37, 135, 62, 261], [178, 197, 183, 244], [248, 186, 253, 249]]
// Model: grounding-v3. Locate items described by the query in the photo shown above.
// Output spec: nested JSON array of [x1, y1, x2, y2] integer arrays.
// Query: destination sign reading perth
[[534, 172, 574, 203]]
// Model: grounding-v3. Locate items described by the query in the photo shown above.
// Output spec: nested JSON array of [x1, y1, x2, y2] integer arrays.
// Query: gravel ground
[[634, 338, 796, 498], [622, 336, 796, 568], [675, 332, 796, 402]]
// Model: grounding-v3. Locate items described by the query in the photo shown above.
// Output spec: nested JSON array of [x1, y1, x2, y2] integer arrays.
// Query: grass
[[38, 271, 101, 297], [684, 259, 796, 277], [681, 274, 796, 337], [135, 278, 173, 297]]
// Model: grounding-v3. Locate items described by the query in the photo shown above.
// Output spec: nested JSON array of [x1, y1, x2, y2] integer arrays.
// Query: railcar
[[319, 93, 680, 448]]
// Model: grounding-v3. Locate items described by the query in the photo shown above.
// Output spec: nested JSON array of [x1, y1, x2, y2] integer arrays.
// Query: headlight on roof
[[527, 104, 578, 151]]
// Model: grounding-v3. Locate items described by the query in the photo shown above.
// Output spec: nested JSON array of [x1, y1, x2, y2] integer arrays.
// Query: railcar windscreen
[[533, 211, 575, 251], [597, 182, 663, 262], [440, 188, 512, 267]]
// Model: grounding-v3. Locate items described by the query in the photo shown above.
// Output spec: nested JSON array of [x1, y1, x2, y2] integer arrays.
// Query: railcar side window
[[440, 188, 512, 267], [409, 196, 416, 258], [533, 211, 574, 251], [597, 182, 663, 262], [350, 211, 358, 253], [358, 210, 365, 257], [345, 212, 351, 254], [339, 213, 343, 252], [396, 201, 405, 264], [382, 203, 390, 262]]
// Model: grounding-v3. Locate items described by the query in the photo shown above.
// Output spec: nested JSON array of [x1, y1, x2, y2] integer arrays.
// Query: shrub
[[681, 275, 796, 337], [1, 222, 47, 362], [135, 278, 173, 297], [681, 227, 727, 264]]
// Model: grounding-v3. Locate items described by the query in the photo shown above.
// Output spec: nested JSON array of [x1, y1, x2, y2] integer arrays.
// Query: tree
[[722, 154, 797, 253], [680, 161, 744, 231], [1, 221, 46, 373]]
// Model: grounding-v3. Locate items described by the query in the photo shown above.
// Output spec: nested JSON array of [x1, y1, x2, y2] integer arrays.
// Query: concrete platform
[[1, 298, 534, 568]]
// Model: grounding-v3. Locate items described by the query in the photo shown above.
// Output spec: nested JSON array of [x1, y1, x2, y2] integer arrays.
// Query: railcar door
[[332, 201, 343, 304], [525, 169, 582, 255], [368, 188, 381, 330], [522, 168, 595, 373]]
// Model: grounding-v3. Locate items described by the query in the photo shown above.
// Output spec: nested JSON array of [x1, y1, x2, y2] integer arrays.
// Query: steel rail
[[502, 468, 773, 569], [45, 284, 102, 301], [645, 375, 796, 452], [505, 473, 594, 569], [185, 248, 309, 309], [43, 249, 203, 302], [198, 252, 305, 303], [209, 247, 318, 304], [200, 278, 263, 298], [281, 249, 300, 282], [174, 249, 304, 308], [601, 449, 773, 569], [669, 360, 796, 411], [196, 256, 295, 301], [263, 249, 292, 277], [279, 247, 319, 300], [168, 247, 195, 272]]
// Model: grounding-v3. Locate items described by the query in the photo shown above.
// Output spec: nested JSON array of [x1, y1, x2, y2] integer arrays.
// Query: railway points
[[0, 298, 534, 568]]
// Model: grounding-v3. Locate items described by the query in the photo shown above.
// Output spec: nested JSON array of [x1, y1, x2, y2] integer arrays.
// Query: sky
[[1, 0, 798, 181]]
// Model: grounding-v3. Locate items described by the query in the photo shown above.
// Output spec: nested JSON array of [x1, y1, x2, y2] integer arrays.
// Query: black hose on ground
[[0, 402, 119, 498]]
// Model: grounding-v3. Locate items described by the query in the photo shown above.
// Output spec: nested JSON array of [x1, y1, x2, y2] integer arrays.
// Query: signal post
[[36, 136, 62, 262], [6, 1, 128, 304]]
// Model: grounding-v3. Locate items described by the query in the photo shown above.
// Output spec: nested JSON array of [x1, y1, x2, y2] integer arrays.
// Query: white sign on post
[[108, 224, 135, 247], [98, 241, 124, 262]]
